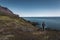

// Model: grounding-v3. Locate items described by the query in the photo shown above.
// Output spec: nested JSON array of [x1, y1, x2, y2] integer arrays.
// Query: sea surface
[[23, 17, 60, 30]]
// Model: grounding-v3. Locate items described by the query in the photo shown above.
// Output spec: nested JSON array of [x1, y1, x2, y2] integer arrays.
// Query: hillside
[[0, 6, 37, 31], [0, 6, 60, 40], [0, 6, 38, 40]]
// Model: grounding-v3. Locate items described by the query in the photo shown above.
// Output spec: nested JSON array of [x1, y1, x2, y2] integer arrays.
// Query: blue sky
[[0, 0, 60, 17]]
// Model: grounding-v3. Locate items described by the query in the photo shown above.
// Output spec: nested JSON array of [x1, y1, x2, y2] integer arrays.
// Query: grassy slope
[[0, 15, 37, 31], [0, 11, 38, 40], [0, 12, 60, 40]]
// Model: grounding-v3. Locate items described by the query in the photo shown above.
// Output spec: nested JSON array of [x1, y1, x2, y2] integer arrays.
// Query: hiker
[[42, 22, 46, 31]]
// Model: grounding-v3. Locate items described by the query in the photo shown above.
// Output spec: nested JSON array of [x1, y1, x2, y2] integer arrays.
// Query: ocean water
[[23, 17, 60, 30]]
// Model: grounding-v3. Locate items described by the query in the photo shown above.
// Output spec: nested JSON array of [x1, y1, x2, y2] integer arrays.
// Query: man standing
[[42, 22, 45, 31]]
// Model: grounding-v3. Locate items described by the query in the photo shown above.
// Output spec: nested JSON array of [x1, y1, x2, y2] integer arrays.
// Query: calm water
[[23, 17, 60, 30]]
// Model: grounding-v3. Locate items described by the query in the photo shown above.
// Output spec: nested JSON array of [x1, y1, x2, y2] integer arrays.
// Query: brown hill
[[0, 6, 19, 18]]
